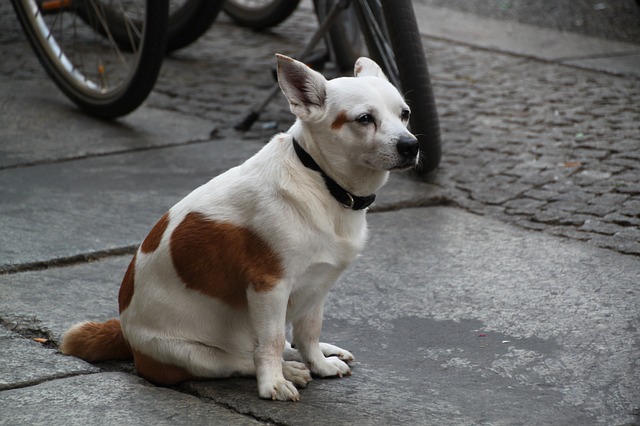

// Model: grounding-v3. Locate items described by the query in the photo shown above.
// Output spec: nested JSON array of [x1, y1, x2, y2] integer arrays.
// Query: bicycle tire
[[77, 0, 224, 53], [165, 0, 225, 52], [12, 0, 169, 119], [378, 0, 441, 175], [223, 0, 301, 30]]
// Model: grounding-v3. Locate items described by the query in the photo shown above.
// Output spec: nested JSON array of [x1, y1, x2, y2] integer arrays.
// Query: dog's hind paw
[[319, 342, 354, 363], [283, 360, 312, 388], [310, 356, 352, 378]]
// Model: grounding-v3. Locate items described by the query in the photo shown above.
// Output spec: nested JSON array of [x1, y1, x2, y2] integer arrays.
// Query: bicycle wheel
[[165, 0, 225, 52], [318, 0, 441, 175], [12, 0, 168, 119], [223, 0, 301, 30], [77, 0, 225, 53]]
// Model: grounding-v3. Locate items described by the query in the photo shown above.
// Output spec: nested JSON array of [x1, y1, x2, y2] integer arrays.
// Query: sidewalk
[[1, 2, 639, 425]]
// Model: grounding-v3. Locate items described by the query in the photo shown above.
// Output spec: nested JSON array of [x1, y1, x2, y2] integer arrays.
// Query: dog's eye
[[357, 114, 374, 125], [401, 109, 410, 121]]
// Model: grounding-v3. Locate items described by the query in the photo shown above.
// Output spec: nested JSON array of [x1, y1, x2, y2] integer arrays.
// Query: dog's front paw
[[283, 361, 312, 388], [309, 356, 352, 378], [319, 342, 354, 363], [258, 378, 300, 401]]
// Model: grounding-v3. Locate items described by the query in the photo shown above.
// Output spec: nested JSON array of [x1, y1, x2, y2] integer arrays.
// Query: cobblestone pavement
[[2, 3, 639, 256]]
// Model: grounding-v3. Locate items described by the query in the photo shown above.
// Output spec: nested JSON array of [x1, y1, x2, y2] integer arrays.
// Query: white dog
[[61, 54, 419, 401]]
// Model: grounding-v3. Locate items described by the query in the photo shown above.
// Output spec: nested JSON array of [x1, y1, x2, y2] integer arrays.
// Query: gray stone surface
[[0, 258, 125, 341], [181, 208, 640, 425], [0, 372, 262, 426], [0, 81, 215, 169], [0, 327, 98, 391], [1, 208, 638, 424], [413, 0, 640, 45], [413, 3, 640, 77]]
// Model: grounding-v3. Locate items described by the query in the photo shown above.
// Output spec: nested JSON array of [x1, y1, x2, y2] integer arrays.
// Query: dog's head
[[276, 54, 419, 172]]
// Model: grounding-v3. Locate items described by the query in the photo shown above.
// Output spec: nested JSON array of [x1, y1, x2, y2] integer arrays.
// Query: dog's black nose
[[396, 136, 419, 159]]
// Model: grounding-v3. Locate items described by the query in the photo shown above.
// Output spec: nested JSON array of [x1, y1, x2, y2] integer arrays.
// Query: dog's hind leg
[[284, 341, 353, 363], [318, 342, 354, 363], [131, 339, 256, 386]]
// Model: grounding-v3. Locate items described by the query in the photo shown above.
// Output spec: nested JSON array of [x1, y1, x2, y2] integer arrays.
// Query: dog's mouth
[[389, 164, 413, 172], [389, 157, 420, 172]]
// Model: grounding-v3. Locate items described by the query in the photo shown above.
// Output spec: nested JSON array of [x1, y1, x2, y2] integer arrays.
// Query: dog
[[61, 54, 419, 401]]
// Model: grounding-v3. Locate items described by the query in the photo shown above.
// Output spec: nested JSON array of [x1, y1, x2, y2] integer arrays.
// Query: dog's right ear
[[276, 54, 327, 120], [354, 57, 388, 81]]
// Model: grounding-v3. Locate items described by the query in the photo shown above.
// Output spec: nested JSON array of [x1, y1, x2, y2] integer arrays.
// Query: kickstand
[[234, 0, 352, 131]]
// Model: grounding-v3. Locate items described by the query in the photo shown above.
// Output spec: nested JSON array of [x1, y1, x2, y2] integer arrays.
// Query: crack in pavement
[[0, 136, 216, 172], [0, 245, 138, 275]]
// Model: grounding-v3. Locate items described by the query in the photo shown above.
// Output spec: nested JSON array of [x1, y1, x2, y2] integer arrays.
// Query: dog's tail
[[60, 319, 132, 362]]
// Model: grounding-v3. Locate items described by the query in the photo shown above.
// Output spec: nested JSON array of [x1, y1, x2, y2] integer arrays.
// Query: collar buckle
[[341, 193, 355, 209]]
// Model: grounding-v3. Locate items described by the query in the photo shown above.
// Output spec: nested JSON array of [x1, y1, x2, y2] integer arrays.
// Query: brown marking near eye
[[118, 254, 136, 313], [140, 213, 169, 254], [331, 111, 349, 130], [170, 212, 283, 309], [132, 348, 199, 386]]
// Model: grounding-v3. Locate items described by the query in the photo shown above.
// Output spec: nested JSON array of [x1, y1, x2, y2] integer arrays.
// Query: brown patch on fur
[[132, 348, 199, 386], [140, 213, 169, 254], [331, 111, 349, 130], [118, 254, 136, 314], [355, 64, 363, 76], [60, 319, 132, 362], [170, 212, 283, 309]]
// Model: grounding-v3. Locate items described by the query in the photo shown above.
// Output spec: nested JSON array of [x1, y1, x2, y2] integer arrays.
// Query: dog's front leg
[[248, 284, 301, 401], [292, 302, 353, 378]]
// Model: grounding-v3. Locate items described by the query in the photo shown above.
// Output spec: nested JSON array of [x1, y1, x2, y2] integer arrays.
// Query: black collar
[[292, 137, 376, 210]]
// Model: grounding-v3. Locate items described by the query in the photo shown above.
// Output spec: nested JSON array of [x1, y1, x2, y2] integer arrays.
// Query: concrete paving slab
[[1, 207, 637, 424], [0, 258, 125, 341], [0, 372, 261, 426], [0, 327, 98, 391], [0, 139, 264, 272], [413, 3, 640, 77], [0, 80, 215, 169]]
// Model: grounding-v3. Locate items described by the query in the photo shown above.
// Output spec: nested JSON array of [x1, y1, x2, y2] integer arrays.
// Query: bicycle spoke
[[88, 0, 131, 72], [355, 0, 399, 87]]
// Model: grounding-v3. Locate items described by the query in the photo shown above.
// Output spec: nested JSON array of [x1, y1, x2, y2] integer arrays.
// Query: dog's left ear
[[354, 57, 388, 81], [276, 54, 327, 120]]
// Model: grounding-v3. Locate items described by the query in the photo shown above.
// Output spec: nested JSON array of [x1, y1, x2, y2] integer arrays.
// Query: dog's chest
[[285, 214, 366, 298]]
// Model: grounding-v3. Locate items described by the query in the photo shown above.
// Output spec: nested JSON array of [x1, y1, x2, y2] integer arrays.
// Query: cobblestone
[[1, 2, 638, 256]]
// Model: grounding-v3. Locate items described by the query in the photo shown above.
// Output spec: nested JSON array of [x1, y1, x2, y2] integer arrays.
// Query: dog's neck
[[288, 122, 389, 200], [292, 138, 376, 210]]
